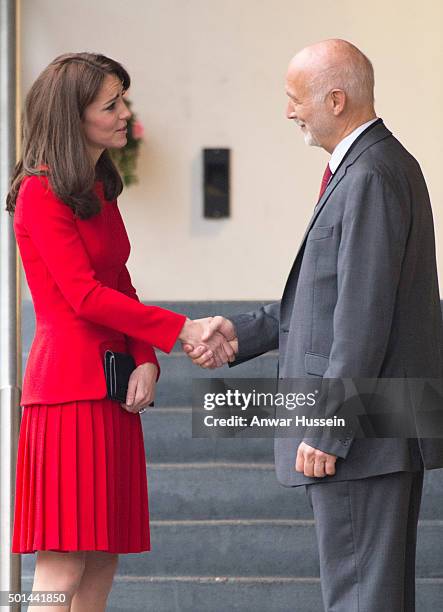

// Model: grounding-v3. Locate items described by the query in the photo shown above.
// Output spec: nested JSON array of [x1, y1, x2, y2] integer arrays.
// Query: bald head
[[288, 39, 375, 107], [285, 39, 376, 152]]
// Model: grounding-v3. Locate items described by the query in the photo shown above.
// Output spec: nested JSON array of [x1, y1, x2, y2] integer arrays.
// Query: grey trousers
[[306, 470, 424, 612]]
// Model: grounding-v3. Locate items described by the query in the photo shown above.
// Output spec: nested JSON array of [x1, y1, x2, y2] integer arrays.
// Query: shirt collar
[[328, 118, 379, 174]]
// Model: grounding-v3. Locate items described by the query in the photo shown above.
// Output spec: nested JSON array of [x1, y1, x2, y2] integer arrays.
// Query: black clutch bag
[[104, 350, 136, 403], [104, 350, 155, 407]]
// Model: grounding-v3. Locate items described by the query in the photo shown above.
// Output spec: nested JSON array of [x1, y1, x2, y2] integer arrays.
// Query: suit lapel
[[280, 121, 393, 325]]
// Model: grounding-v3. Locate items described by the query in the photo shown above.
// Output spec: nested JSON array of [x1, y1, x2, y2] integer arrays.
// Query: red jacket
[[14, 175, 186, 406]]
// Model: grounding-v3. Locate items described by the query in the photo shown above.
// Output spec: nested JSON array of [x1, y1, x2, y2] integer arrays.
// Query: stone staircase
[[20, 301, 443, 611]]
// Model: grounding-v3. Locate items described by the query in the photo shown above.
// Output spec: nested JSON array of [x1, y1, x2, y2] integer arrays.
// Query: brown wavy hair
[[6, 52, 130, 219]]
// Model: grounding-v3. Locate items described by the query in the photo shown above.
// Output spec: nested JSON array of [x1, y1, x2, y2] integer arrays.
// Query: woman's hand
[[120, 362, 158, 414]]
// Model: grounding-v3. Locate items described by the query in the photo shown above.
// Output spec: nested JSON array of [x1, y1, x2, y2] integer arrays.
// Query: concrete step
[[111, 577, 443, 612], [130, 519, 443, 579], [20, 575, 443, 612], [143, 408, 274, 463], [22, 520, 442, 578], [142, 408, 443, 520], [147, 463, 311, 520], [422, 470, 443, 520], [20, 575, 323, 612], [154, 352, 277, 406], [146, 463, 443, 521]]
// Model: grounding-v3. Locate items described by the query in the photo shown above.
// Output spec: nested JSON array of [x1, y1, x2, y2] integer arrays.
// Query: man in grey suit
[[185, 39, 443, 611]]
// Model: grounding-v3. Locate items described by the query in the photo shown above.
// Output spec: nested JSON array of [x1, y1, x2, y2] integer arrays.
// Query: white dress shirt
[[328, 118, 379, 174]]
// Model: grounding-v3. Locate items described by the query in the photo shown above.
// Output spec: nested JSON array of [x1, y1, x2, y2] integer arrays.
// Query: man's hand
[[181, 316, 238, 368], [295, 442, 337, 478], [121, 362, 158, 414], [179, 317, 238, 368]]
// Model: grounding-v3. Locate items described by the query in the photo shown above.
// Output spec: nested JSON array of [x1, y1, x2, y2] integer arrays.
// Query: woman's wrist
[[138, 361, 158, 375], [178, 318, 193, 343]]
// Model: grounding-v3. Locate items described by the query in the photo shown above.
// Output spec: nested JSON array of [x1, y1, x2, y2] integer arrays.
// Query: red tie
[[318, 163, 332, 201]]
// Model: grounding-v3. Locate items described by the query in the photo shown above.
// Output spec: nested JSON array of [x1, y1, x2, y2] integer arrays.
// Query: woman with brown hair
[[6, 52, 233, 611]]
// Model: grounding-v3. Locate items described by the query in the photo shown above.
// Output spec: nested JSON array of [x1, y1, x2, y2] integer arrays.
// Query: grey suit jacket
[[230, 120, 443, 487]]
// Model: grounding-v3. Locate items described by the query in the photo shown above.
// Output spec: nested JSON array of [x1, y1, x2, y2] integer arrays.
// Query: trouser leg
[[305, 470, 424, 612], [403, 470, 424, 612]]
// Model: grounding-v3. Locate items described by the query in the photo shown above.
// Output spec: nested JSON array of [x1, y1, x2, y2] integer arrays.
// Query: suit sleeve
[[20, 177, 186, 353], [229, 302, 280, 366], [117, 264, 160, 378], [303, 170, 410, 458]]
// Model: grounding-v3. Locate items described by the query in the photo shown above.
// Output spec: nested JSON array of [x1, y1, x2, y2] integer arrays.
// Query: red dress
[[11, 176, 186, 554]]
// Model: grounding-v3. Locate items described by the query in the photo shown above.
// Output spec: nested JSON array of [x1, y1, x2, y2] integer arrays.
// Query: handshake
[[178, 316, 238, 368]]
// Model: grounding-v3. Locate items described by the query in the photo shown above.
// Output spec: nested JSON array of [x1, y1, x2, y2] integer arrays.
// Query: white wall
[[21, 0, 443, 300]]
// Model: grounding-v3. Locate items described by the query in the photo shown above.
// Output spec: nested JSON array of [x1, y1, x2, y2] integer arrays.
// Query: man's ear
[[329, 89, 346, 116]]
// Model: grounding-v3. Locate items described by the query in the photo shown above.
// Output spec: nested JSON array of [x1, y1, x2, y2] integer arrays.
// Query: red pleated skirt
[[11, 399, 150, 554]]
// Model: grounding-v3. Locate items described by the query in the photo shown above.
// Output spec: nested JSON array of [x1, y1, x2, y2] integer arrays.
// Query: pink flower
[[132, 120, 144, 140]]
